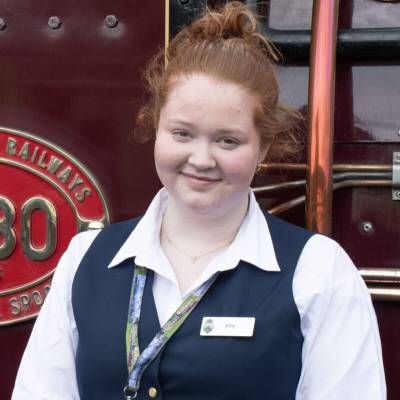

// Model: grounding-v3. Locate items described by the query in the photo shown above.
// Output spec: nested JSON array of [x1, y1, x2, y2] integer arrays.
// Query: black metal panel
[[170, 0, 207, 39], [263, 27, 400, 63], [168, 1, 400, 63]]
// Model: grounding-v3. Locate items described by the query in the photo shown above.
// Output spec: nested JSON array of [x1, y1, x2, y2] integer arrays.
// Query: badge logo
[[202, 318, 215, 334], [0, 127, 110, 326]]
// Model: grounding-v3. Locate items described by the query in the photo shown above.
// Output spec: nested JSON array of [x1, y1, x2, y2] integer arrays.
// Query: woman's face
[[154, 73, 266, 215]]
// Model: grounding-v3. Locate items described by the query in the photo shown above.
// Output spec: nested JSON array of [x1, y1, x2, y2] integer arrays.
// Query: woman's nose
[[188, 143, 216, 170]]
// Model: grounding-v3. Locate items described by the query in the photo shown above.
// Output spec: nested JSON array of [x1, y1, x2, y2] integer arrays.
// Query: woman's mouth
[[181, 172, 221, 184]]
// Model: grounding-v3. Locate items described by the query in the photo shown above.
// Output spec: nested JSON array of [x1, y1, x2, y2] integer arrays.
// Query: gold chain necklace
[[165, 234, 234, 264]]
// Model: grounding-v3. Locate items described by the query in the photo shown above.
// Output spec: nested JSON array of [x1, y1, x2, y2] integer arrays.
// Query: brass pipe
[[259, 163, 307, 171], [334, 179, 391, 189], [253, 172, 391, 193], [360, 268, 400, 284], [333, 164, 392, 172], [164, 0, 170, 64], [369, 288, 400, 301], [260, 163, 392, 172], [252, 179, 306, 193], [268, 195, 306, 216], [306, 0, 340, 235]]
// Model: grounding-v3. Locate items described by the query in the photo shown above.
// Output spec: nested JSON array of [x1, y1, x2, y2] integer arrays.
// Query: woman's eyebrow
[[168, 118, 246, 135], [167, 118, 196, 128]]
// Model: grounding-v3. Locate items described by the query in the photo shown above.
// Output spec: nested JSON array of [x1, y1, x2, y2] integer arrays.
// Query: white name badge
[[200, 317, 255, 337]]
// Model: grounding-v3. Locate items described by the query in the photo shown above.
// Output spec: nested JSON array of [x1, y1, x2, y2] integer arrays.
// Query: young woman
[[13, 2, 386, 399]]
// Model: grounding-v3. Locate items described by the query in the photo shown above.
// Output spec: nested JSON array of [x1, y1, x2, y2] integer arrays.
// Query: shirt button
[[148, 387, 158, 398]]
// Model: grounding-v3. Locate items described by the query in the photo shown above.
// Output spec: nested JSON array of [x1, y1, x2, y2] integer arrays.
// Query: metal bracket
[[392, 152, 400, 200]]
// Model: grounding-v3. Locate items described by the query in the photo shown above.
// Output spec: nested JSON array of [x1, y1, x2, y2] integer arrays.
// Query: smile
[[181, 172, 221, 183]]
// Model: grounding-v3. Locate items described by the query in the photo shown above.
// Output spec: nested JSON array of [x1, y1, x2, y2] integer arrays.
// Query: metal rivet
[[0, 18, 6, 30], [397, 129, 400, 137], [48, 16, 62, 29], [361, 221, 373, 233], [395, 191, 400, 199], [396, 153, 400, 161], [105, 14, 118, 28]]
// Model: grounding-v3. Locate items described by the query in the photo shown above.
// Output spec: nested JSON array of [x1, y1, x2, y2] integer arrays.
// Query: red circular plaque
[[0, 127, 109, 326]]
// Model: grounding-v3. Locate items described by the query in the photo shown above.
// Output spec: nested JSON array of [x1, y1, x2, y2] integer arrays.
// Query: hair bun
[[190, 1, 257, 41]]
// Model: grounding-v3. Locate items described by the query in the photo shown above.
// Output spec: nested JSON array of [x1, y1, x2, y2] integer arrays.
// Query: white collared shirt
[[13, 189, 386, 399]]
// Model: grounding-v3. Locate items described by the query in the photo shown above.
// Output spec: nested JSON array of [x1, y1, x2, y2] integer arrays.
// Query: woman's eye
[[172, 130, 191, 140], [218, 137, 240, 148]]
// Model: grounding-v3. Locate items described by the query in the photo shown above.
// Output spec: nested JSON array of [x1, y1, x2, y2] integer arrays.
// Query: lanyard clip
[[123, 386, 138, 399]]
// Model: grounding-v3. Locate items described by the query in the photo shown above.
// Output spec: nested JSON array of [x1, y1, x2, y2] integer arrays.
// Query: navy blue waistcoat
[[72, 212, 313, 400]]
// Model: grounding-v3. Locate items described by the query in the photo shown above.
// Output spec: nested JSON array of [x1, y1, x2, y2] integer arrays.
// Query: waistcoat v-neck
[[72, 212, 313, 400]]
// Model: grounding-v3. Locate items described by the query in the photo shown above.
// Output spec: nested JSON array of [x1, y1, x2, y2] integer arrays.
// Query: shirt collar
[[107, 188, 167, 272], [107, 188, 280, 274]]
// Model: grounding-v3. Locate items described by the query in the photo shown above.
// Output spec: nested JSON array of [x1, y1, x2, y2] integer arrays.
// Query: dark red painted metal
[[1, 0, 400, 399], [262, 1, 400, 399], [0, 1, 164, 398]]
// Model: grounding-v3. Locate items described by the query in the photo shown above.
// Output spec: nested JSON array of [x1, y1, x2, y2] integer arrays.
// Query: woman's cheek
[[221, 153, 258, 184], [155, 139, 187, 174]]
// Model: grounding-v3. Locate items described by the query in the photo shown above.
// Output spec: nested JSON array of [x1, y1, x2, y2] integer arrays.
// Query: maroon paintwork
[[0, 1, 163, 398], [1, 0, 399, 399], [261, 1, 400, 398]]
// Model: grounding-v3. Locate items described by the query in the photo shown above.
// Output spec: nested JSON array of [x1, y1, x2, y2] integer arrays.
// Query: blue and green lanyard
[[123, 265, 218, 399]]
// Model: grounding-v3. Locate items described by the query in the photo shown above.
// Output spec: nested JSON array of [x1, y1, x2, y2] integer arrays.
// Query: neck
[[162, 193, 249, 248]]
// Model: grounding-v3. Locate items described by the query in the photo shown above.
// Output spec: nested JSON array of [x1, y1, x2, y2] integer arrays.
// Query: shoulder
[[77, 216, 143, 262], [72, 217, 142, 256], [262, 211, 315, 256], [297, 233, 357, 283], [261, 211, 346, 279], [103, 216, 143, 230], [261, 211, 315, 270], [51, 229, 102, 289], [54, 217, 143, 284], [293, 233, 369, 322], [262, 210, 352, 280], [262, 211, 313, 240], [97, 216, 143, 237]]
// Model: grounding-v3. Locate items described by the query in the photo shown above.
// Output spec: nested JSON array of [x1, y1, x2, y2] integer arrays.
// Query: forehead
[[161, 74, 258, 128]]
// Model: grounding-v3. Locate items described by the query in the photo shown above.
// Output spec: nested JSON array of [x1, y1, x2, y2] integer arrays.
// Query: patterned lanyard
[[124, 265, 219, 399]]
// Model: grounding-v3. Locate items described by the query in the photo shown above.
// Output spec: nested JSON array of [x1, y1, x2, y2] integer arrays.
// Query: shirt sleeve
[[294, 234, 386, 400], [12, 230, 100, 400]]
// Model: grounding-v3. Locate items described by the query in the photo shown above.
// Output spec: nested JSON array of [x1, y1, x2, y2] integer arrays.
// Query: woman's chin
[[175, 193, 222, 215]]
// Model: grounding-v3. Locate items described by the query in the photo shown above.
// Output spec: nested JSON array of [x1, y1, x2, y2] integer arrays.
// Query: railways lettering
[[9, 286, 51, 316], [5, 137, 90, 203]]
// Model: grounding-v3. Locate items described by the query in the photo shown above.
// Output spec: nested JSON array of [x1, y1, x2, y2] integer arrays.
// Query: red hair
[[135, 1, 302, 161]]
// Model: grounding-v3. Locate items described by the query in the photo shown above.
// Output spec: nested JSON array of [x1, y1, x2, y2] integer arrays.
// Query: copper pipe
[[268, 179, 391, 215], [306, 0, 340, 235], [260, 163, 392, 172]]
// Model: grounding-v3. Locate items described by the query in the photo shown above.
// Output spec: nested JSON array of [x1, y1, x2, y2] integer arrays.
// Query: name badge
[[200, 317, 255, 337]]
